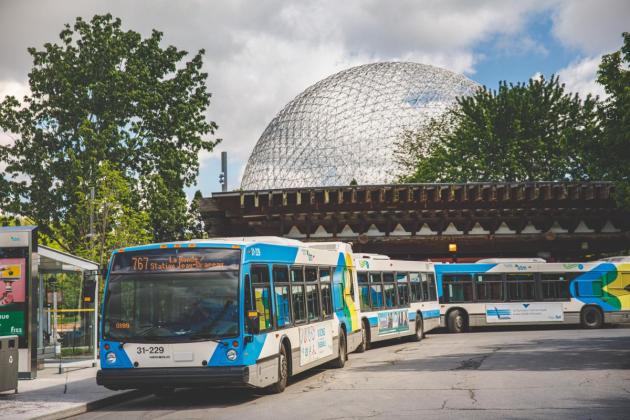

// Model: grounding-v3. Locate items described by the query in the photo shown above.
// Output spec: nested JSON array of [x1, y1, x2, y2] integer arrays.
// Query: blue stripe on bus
[[242, 244, 299, 264], [100, 341, 134, 369], [421, 309, 440, 319], [433, 264, 497, 297]]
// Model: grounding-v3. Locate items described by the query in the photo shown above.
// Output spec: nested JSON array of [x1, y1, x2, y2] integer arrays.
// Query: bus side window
[[396, 272, 410, 307], [383, 272, 396, 308], [427, 273, 437, 301], [506, 273, 535, 301], [421, 273, 430, 301], [577, 280, 603, 297], [541, 273, 571, 301], [369, 272, 383, 309], [251, 265, 273, 332], [409, 273, 422, 302], [358, 272, 370, 311], [306, 284, 320, 322], [320, 267, 333, 319], [273, 265, 291, 328], [291, 266, 306, 323], [443, 274, 473, 303]]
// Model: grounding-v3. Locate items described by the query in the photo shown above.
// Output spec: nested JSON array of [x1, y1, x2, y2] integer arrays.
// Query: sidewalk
[[0, 365, 141, 420]]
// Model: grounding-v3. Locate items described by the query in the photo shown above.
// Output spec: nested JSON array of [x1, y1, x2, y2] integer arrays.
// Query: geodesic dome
[[240, 62, 479, 190]]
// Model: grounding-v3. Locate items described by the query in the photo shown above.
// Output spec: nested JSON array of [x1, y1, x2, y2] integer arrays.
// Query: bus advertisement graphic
[[0, 258, 26, 336], [299, 321, 333, 366], [485, 303, 564, 323], [378, 309, 409, 335]]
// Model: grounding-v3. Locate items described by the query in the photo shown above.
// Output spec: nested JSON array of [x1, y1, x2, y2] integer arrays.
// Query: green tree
[[596, 32, 630, 207], [399, 76, 600, 183], [0, 14, 219, 251], [187, 190, 207, 240], [69, 162, 152, 265]]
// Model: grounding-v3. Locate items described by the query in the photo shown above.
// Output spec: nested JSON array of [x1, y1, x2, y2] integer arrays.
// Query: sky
[[0, 0, 629, 197]]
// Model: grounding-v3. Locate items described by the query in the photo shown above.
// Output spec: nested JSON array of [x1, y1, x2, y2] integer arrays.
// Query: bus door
[[244, 264, 273, 335]]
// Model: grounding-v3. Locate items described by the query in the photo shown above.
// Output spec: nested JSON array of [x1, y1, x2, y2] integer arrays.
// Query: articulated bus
[[354, 254, 440, 350], [434, 258, 630, 332], [97, 237, 361, 394]]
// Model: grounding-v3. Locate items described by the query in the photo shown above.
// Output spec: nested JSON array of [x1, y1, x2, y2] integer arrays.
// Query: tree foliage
[[187, 190, 207, 240], [595, 32, 630, 207], [0, 14, 219, 252], [398, 76, 600, 183]]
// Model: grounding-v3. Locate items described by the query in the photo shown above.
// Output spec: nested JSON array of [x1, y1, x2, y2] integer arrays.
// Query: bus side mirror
[[246, 310, 260, 335]]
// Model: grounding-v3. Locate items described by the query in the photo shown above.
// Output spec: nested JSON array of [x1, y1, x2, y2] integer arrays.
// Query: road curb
[[32, 390, 146, 420]]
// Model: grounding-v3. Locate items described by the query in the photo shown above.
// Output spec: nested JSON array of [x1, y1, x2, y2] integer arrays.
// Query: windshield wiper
[[136, 323, 173, 337]]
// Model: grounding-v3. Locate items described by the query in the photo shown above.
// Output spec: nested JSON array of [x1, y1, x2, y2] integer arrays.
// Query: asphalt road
[[75, 326, 630, 420]]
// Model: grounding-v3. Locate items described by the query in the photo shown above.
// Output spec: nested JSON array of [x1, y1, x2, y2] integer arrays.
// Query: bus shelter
[[0, 226, 99, 378]]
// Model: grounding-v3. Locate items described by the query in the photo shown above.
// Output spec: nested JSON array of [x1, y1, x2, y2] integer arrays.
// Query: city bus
[[354, 254, 440, 350], [97, 237, 361, 394], [434, 258, 630, 332]]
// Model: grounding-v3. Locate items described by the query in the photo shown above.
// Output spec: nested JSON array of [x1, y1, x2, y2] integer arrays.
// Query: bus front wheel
[[447, 309, 467, 333], [411, 314, 424, 341], [581, 306, 604, 329]]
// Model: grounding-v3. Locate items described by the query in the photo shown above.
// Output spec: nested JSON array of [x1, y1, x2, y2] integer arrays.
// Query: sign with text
[[485, 303, 564, 323], [0, 258, 27, 336], [112, 248, 241, 273], [299, 321, 333, 366]]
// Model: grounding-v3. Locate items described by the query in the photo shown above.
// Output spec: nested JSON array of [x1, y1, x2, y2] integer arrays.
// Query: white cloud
[[0, 0, 627, 193], [558, 56, 607, 98], [552, 0, 630, 54]]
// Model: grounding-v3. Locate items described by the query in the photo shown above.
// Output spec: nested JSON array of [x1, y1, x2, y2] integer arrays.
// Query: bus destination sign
[[112, 248, 240, 273]]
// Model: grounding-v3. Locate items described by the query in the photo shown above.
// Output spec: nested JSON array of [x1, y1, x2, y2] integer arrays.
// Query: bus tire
[[411, 313, 424, 342], [330, 329, 347, 368], [581, 306, 604, 329], [356, 319, 370, 353], [447, 309, 467, 333], [268, 345, 289, 394]]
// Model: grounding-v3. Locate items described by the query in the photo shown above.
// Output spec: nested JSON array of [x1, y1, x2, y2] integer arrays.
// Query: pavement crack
[[468, 389, 477, 405], [452, 347, 501, 370]]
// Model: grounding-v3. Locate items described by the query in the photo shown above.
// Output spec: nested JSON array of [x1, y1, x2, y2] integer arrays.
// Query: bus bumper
[[97, 366, 249, 390]]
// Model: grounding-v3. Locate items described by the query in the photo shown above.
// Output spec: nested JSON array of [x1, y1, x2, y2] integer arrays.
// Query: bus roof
[[114, 236, 352, 253]]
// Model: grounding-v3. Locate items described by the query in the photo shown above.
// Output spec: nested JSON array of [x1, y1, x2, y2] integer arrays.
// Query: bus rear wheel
[[447, 309, 467, 333], [356, 319, 370, 353], [268, 345, 288, 394], [581, 306, 604, 329], [330, 330, 347, 368]]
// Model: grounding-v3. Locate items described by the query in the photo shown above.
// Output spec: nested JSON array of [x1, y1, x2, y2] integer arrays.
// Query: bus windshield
[[103, 248, 241, 342]]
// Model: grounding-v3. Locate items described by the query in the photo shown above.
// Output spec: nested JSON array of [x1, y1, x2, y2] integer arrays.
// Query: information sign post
[[0, 226, 38, 379]]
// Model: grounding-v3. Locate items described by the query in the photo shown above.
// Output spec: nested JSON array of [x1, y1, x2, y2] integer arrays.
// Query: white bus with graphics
[[435, 259, 630, 332], [354, 254, 440, 351], [97, 237, 362, 394]]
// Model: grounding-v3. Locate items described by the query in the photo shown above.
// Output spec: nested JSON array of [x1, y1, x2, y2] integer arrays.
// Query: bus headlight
[[226, 349, 238, 361], [106, 352, 117, 364]]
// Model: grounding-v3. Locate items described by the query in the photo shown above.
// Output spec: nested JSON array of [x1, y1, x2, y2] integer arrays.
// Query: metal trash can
[[0, 335, 19, 393]]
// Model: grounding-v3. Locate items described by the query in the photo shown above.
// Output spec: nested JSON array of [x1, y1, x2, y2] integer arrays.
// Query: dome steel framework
[[241, 62, 479, 190]]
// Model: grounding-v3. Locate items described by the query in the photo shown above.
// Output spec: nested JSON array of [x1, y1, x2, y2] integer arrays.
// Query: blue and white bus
[[435, 258, 630, 332], [97, 237, 361, 394], [354, 254, 440, 350]]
